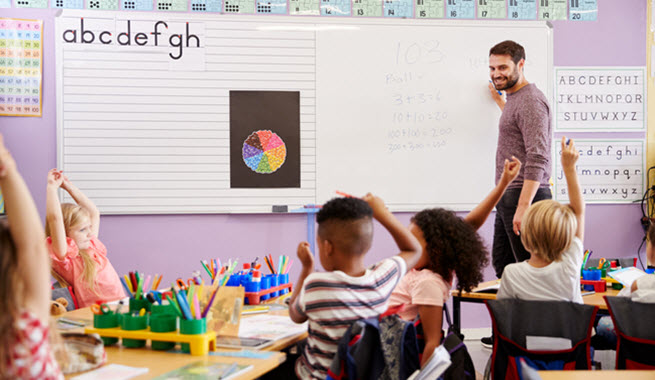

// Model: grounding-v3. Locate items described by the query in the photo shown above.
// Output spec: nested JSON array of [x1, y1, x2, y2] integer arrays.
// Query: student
[[595, 223, 655, 347], [45, 169, 125, 307], [0, 135, 63, 379], [497, 137, 584, 303], [388, 157, 521, 365], [288, 194, 421, 380]]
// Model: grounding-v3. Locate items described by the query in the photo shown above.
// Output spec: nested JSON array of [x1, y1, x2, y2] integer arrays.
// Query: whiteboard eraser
[[272, 205, 288, 213]]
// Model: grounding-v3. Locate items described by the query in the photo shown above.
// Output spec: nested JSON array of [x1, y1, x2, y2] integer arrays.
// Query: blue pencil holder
[[582, 269, 601, 291], [646, 268, 655, 274], [226, 274, 242, 287], [243, 279, 261, 305], [260, 276, 271, 301], [280, 273, 290, 295], [268, 274, 280, 297]]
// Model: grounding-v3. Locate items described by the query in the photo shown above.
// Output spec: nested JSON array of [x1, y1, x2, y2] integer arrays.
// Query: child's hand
[[0, 135, 16, 179], [297, 242, 314, 270], [362, 193, 388, 219], [47, 168, 64, 188], [500, 156, 521, 185], [61, 173, 72, 190], [561, 137, 579, 170]]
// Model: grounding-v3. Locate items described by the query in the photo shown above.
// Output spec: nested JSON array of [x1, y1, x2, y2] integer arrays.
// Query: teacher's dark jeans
[[492, 187, 552, 278]]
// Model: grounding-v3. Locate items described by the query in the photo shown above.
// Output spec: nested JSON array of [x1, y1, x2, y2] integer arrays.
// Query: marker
[[489, 80, 502, 95], [336, 190, 356, 198], [566, 138, 571, 146]]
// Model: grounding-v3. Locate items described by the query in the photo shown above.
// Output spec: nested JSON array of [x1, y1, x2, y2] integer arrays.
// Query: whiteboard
[[55, 11, 552, 214]]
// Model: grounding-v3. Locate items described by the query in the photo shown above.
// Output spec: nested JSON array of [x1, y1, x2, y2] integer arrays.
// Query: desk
[[450, 280, 620, 336], [538, 370, 655, 379], [59, 305, 303, 379]]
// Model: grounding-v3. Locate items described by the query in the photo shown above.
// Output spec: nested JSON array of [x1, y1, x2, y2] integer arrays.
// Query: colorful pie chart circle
[[242, 130, 287, 174]]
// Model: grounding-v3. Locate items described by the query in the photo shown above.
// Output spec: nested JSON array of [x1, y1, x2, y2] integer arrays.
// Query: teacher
[[488, 40, 553, 279]]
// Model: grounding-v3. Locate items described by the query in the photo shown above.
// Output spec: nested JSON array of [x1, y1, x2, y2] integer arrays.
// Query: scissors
[[597, 258, 607, 270], [91, 303, 111, 315], [176, 278, 197, 291]]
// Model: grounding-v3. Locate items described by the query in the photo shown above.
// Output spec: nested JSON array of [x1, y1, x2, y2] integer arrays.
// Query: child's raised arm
[[464, 156, 521, 230], [62, 175, 100, 237], [288, 242, 314, 324], [561, 137, 584, 241], [46, 169, 68, 260], [0, 136, 51, 320], [363, 193, 421, 270]]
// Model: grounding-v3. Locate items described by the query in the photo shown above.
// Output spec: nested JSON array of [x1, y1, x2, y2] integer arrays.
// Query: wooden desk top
[[59, 303, 304, 379], [451, 280, 620, 310], [65, 345, 286, 379], [538, 370, 655, 379]]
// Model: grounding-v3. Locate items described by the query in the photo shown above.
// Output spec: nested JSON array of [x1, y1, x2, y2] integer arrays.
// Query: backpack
[[326, 305, 420, 380], [439, 303, 476, 380]]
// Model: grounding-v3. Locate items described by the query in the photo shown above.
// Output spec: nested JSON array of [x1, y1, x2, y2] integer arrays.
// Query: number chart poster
[[552, 139, 645, 204], [0, 18, 43, 117]]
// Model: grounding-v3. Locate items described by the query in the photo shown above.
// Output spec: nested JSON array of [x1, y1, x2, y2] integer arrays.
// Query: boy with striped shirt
[[288, 194, 421, 379]]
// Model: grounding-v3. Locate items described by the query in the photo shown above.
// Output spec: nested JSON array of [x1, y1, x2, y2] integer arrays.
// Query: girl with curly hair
[[389, 157, 521, 366]]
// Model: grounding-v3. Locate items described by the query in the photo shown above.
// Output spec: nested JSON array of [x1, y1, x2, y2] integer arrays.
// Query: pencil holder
[[280, 273, 289, 295], [582, 269, 601, 291], [150, 303, 177, 316], [149, 314, 178, 350], [267, 274, 280, 297], [260, 276, 271, 301], [120, 313, 148, 348], [226, 275, 242, 287], [93, 313, 119, 346], [179, 318, 207, 353], [129, 297, 151, 313], [646, 268, 655, 274]]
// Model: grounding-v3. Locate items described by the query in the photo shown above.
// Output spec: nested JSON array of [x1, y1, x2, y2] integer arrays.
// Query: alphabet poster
[[554, 67, 646, 131], [0, 18, 43, 117], [552, 139, 645, 203]]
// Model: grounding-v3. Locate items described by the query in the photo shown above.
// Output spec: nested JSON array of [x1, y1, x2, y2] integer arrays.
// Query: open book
[[406, 345, 451, 380], [608, 267, 647, 287]]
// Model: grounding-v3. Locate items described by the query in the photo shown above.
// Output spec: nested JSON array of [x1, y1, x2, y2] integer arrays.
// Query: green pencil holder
[[179, 318, 206, 353], [93, 313, 119, 346], [129, 297, 151, 313], [150, 303, 176, 316], [149, 314, 178, 351], [120, 313, 148, 348]]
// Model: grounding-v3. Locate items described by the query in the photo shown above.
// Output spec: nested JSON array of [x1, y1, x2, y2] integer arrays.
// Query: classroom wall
[[0, 0, 647, 328]]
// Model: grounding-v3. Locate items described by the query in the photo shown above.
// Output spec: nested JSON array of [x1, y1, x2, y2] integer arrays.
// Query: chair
[[484, 299, 598, 380], [604, 296, 655, 369]]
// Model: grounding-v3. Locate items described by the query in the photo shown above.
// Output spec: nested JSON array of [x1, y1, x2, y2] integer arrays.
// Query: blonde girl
[[0, 135, 63, 379], [45, 169, 124, 307]]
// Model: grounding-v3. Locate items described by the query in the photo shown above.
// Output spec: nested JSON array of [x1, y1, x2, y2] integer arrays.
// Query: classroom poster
[[552, 139, 645, 204], [229, 91, 301, 189], [0, 18, 43, 117], [554, 67, 646, 131]]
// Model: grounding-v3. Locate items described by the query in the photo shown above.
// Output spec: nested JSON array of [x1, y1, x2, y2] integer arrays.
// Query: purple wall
[[0, 0, 647, 328]]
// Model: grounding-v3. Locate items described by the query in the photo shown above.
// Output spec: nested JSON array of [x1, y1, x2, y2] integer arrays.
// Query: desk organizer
[[84, 326, 216, 356], [580, 279, 606, 292], [225, 273, 292, 305], [243, 282, 293, 305]]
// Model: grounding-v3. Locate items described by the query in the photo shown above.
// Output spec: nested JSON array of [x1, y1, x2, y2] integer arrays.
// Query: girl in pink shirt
[[389, 157, 521, 366], [0, 135, 63, 379], [45, 170, 125, 307]]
